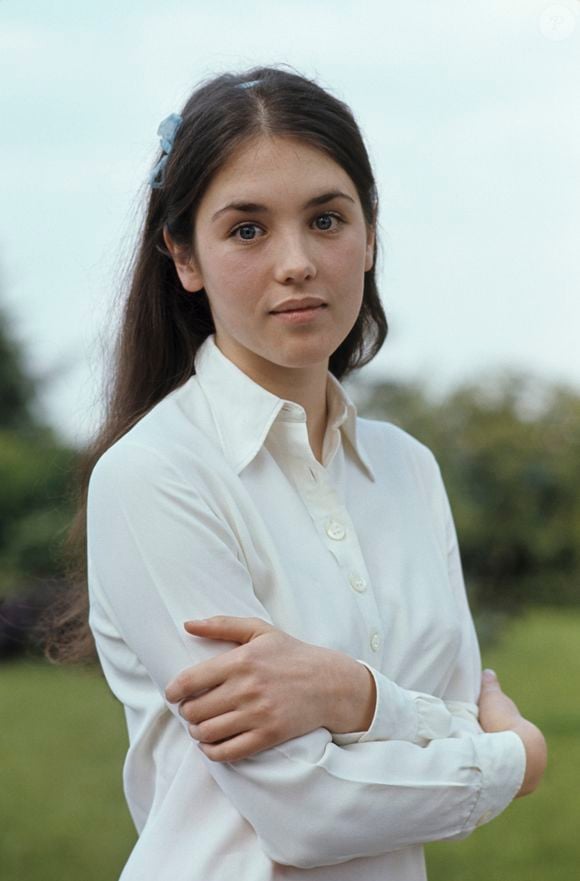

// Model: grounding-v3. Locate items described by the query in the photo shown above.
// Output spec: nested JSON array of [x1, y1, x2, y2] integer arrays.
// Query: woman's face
[[166, 134, 375, 384]]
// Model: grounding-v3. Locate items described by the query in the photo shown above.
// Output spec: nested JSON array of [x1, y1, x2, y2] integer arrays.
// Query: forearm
[[204, 725, 526, 868], [328, 653, 481, 747], [326, 651, 377, 734]]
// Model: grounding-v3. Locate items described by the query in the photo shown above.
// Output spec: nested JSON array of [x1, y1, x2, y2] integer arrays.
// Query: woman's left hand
[[165, 616, 372, 762]]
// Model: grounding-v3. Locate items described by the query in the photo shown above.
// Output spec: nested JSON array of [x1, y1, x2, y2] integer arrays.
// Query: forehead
[[200, 135, 358, 209]]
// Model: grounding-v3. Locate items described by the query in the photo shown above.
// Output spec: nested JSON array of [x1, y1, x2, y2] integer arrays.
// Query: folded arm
[[87, 442, 525, 868]]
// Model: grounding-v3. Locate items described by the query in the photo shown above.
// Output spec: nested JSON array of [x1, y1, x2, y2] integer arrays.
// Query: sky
[[1, 0, 579, 445]]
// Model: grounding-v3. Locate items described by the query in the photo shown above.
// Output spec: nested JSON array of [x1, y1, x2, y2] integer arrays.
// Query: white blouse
[[87, 332, 526, 881]]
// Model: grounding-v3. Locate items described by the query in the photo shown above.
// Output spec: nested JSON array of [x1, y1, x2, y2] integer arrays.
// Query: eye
[[230, 223, 263, 242], [313, 212, 345, 232]]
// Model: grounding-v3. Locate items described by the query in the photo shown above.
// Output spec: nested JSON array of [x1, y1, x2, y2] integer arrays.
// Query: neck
[[214, 336, 330, 463], [250, 361, 330, 463]]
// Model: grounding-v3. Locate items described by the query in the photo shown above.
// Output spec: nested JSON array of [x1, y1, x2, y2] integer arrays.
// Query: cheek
[[326, 232, 367, 276], [204, 259, 259, 324], [328, 253, 366, 313], [214, 250, 262, 292]]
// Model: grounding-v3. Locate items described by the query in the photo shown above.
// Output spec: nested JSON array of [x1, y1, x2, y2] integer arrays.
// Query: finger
[[481, 668, 502, 691], [179, 683, 235, 724], [189, 709, 246, 745], [165, 656, 229, 703], [198, 729, 264, 763], [184, 616, 273, 644]]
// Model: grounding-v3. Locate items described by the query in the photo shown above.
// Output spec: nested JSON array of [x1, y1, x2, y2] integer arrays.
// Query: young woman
[[73, 65, 545, 879]]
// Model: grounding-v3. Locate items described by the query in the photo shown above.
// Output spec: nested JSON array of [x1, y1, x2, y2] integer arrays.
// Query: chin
[[272, 343, 335, 369], [279, 328, 344, 354]]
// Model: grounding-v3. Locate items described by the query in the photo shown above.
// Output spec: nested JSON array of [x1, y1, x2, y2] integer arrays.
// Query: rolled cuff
[[331, 660, 455, 746]]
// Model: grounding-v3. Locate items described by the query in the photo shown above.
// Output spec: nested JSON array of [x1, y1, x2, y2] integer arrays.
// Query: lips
[[271, 299, 327, 314], [270, 304, 328, 325], [275, 305, 326, 313]]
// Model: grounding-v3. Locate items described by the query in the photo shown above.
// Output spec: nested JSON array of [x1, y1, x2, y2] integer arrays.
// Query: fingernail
[[185, 619, 208, 626], [483, 668, 497, 681]]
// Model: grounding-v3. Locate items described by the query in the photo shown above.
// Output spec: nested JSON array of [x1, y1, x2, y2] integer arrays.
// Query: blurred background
[[0, 1, 578, 879]]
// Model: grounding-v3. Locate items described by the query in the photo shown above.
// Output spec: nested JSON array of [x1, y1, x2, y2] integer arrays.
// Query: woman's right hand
[[478, 668, 547, 798]]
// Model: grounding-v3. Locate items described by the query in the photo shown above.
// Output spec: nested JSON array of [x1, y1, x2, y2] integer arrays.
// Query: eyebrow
[[211, 190, 356, 222]]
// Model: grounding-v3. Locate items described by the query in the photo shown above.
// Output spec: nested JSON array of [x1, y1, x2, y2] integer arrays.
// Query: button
[[370, 632, 382, 652], [325, 519, 346, 540], [349, 574, 367, 593]]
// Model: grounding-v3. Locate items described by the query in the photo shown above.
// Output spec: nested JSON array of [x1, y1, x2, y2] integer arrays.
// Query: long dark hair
[[43, 63, 388, 663]]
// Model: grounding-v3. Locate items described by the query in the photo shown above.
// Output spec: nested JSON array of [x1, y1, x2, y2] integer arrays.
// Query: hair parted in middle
[[41, 63, 389, 664], [142, 63, 387, 399]]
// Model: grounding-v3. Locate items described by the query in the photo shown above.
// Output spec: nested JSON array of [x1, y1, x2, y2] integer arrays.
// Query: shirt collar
[[193, 334, 376, 481]]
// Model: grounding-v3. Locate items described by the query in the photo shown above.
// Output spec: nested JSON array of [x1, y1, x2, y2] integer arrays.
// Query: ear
[[162, 227, 205, 293], [364, 225, 376, 272]]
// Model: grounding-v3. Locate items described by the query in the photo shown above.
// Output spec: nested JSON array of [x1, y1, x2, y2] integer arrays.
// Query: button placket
[[282, 451, 384, 664]]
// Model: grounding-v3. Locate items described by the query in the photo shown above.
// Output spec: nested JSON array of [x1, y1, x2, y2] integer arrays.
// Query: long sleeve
[[87, 440, 526, 870]]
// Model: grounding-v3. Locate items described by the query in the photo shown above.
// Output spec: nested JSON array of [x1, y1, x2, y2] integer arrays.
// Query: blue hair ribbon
[[149, 112, 184, 189]]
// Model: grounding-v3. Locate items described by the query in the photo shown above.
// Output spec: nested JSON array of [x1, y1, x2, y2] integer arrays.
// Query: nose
[[273, 231, 317, 285]]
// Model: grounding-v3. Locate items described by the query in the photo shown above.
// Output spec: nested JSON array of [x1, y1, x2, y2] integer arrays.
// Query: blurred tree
[[0, 298, 75, 657], [349, 370, 580, 638], [0, 300, 40, 432], [0, 428, 74, 595]]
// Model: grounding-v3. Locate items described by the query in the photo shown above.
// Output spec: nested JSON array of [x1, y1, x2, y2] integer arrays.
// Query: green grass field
[[0, 608, 578, 880]]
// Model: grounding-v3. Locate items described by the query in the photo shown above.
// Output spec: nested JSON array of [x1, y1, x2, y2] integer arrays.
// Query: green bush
[[0, 429, 74, 596], [352, 371, 580, 616]]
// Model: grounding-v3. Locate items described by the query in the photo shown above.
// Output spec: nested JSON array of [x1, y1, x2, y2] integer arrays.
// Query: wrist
[[326, 653, 377, 734]]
